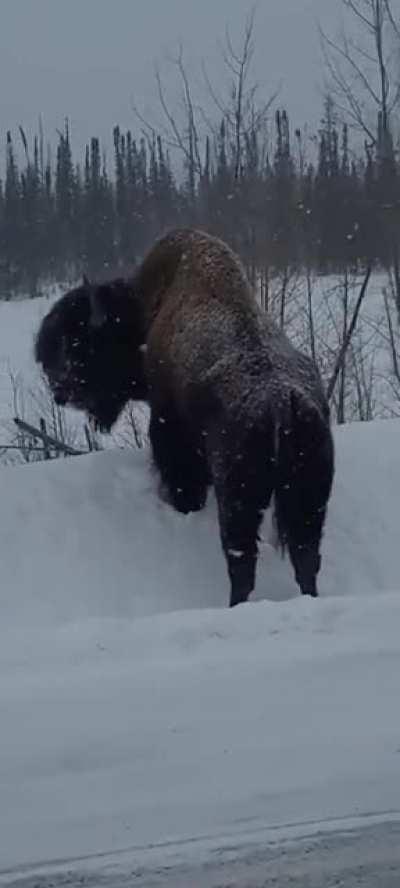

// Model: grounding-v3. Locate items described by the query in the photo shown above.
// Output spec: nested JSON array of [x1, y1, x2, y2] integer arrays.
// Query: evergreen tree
[[270, 109, 296, 272], [4, 131, 22, 293], [55, 120, 76, 277], [0, 104, 397, 298]]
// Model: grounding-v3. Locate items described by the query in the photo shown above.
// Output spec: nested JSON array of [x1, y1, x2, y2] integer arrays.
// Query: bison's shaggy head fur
[[35, 277, 147, 432]]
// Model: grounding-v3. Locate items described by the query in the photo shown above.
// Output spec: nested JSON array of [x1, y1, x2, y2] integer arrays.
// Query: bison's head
[[34, 277, 148, 432]]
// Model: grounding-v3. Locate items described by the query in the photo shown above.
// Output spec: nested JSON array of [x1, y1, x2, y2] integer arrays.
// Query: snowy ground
[[0, 286, 62, 426], [0, 418, 400, 883], [0, 281, 399, 882]]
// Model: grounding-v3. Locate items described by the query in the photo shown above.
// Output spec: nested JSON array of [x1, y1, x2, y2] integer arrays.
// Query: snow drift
[[0, 418, 400, 878], [0, 417, 398, 625]]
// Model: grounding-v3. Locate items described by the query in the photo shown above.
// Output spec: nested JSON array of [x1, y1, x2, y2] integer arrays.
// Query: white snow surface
[[1, 417, 400, 877], [0, 288, 62, 423]]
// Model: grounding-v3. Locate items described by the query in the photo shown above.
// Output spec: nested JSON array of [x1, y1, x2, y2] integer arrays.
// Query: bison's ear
[[89, 286, 107, 328]]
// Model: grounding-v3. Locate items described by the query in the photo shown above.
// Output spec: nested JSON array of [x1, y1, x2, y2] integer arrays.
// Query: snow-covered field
[[0, 286, 399, 884]]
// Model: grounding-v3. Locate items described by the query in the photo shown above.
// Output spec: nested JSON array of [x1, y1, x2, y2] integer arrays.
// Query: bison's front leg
[[149, 406, 210, 514]]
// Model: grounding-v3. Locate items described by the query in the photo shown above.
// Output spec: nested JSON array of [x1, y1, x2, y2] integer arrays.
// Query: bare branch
[[174, 44, 203, 176], [155, 67, 193, 166], [320, 26, 381, 106], [201, 7, 278, 179], [343, 0, 375, 32], [318, 1, 399, 140], [383, 286, 400, 382], [201, 59, 232, 122], [13, 417, 84, 456], [131, 101, 157, 140], [319, 28, 377, 141], [326, 266, 372, 402], [383, 0, 400, 39]]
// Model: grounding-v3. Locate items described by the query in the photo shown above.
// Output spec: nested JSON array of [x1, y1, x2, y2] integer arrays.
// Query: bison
[[35, 228, 334, 606]]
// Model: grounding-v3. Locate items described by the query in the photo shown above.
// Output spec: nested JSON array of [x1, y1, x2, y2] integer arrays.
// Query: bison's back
[[140, 227, 328, 430]]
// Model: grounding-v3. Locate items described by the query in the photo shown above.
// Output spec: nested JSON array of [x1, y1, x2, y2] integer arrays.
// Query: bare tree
[[319, 0, 400, 144], [320, 2, 400, 320], [383, 284, 400, 380], [202, 8, 278, 181], [348, 328, 378, 420], [132, 8, 278, 221], [326, 265, 372, 403], [132, 44, 203, 210]]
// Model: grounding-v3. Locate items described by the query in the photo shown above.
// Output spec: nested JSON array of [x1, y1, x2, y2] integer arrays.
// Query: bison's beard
[[85, 393, 128, 434], [52, 384, 124, 435]]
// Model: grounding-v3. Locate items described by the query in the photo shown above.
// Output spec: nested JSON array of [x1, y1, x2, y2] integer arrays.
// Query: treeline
[[0, 95, 399, 298]]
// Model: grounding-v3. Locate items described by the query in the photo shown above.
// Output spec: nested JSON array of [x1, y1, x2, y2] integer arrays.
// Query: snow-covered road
[[1, 588, 400, 874], [3, 817, 400, 887]]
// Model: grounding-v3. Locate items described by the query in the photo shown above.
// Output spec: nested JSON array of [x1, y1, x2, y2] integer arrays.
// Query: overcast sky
[[0, 0, 340, 164]]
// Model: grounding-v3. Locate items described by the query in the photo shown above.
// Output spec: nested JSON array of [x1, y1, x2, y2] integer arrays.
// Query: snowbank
[[0, 417, 399, 627], [0, 418, 400, 877]]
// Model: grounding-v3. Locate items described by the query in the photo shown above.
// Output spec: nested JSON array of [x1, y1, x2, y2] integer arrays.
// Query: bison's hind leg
[[149, 405, 210, 514], [211, 422, 276, 607], [275, 398, 334, 598]]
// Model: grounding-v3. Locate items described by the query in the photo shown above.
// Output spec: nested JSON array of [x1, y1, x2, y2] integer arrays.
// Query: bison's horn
[[82, 273, 91, 287], [89, 286, 107, 328]]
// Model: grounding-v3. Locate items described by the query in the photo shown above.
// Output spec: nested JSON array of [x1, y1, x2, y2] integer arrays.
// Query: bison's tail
[[271, 388, 333, 556]]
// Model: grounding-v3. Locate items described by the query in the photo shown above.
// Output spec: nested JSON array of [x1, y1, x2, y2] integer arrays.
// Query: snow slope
[[0, 418, 400, 879]]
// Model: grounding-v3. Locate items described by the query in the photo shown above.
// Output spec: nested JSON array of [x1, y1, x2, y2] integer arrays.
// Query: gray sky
[[0, 0, 340, 165]]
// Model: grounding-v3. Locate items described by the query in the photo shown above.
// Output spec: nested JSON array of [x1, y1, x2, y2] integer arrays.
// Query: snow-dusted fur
[[35, 228, 334, 605]]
